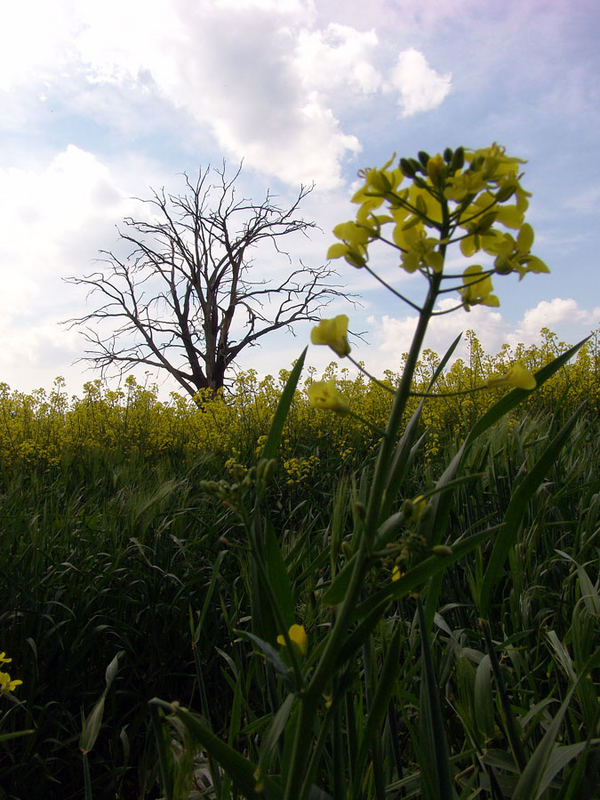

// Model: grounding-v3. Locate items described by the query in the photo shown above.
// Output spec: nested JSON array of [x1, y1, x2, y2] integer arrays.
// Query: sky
[[1, 0, 599, 397]]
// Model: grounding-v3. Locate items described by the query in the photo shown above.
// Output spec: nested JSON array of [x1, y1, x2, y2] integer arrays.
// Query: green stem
[[284, 202, 450, 800], [283, 273, 443, 800]]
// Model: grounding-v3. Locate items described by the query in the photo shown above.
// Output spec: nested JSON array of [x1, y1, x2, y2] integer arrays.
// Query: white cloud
[[0, 1, 78, 91], [507, 298, 598, 347], [0, 146, 140, 390], [293, 24, 381, 94], [360, 296, 599, 378], [387, 48, 452, 117], [0, 2, 455, 189], [0, 146, 127, 310]]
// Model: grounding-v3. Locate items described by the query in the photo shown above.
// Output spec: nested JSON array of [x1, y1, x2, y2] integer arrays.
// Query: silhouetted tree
[[67, 164, 347, 397]]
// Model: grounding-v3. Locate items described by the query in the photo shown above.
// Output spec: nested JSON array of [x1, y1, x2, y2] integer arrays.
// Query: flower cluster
[[0, 651, 22, 694], [327, 144, 549, 311]]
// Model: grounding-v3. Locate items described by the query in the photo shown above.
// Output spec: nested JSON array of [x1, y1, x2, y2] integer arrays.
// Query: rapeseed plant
[[149, 144, 597, 800]]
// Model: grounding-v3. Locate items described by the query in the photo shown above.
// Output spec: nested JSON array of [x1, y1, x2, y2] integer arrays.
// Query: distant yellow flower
[[307, 380, 350, 416], [277, 624, 308, 657], [392, 565, 403, 582], [0, 671, 22, 694], [459, 265, 499, 310], [311, 315, 351, 358], [0, 652, 12, 665], [487, 363, 536, 391]]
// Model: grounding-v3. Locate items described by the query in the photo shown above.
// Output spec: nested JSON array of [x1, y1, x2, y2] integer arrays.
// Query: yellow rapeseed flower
[[399, 228, 443, 273], [277, 624, 308, 657], [307, 380, 350, 416], [486, 363, 536, 391], [311, 315, 351, 358], [426, 153, 446, 184], [459, 265, 499, 310], [0, 671, 22, 694]]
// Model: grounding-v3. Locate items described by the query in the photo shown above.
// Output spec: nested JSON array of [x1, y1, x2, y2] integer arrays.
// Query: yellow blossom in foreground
[[0, 671, 22, 694], [486, 363, 536, 391], [426, 153, 446, 184], [311, 315, 351, 358], [0, 651, 22, 694], [399, 228, 443, 273], [460, 265, 499, 310], [307, 381, 350, 416], [277, 624, 308, 657]]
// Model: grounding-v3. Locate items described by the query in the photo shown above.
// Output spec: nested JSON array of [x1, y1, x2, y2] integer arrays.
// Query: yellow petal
[[327, 243, 349, 260], [516, 223, 534, 253]]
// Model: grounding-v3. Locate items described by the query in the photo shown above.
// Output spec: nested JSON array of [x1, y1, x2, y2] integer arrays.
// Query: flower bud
[[400, 158, 416, 178], [426, 154, 446, 184]]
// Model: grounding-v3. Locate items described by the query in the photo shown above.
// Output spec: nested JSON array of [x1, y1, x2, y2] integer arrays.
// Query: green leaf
[[321, 553, 358, 607], [192, 550, 227, 646], [421, 337, 589, 550], [474, 654, 495, 740], [260, 349, 307, 461], [478, 408, 580, 617], [417, 598, 453, 800], [351, 621, 403, 792], [356, 526, 499, 615], [80, 651, 124, 755], [469, 337, 588, 444], [264, 520, 295, 628], [512, 687, 577, 800], [0, 729, 34, 743], [235, 630, 293, 688], [150, 699, 267, 800], [258, 693, 296, 774], [334, 596, 391, 669]]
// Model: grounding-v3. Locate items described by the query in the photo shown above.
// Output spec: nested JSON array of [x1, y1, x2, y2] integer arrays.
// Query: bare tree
[[66, 164, 347, 397]]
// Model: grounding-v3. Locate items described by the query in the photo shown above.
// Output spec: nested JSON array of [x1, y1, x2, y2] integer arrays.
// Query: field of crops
[[1, 327, 599, 800], [4, 142, 600, 800]]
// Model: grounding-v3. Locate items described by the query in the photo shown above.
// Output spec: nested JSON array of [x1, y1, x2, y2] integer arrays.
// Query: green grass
[[1, 406, 599, 799]]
